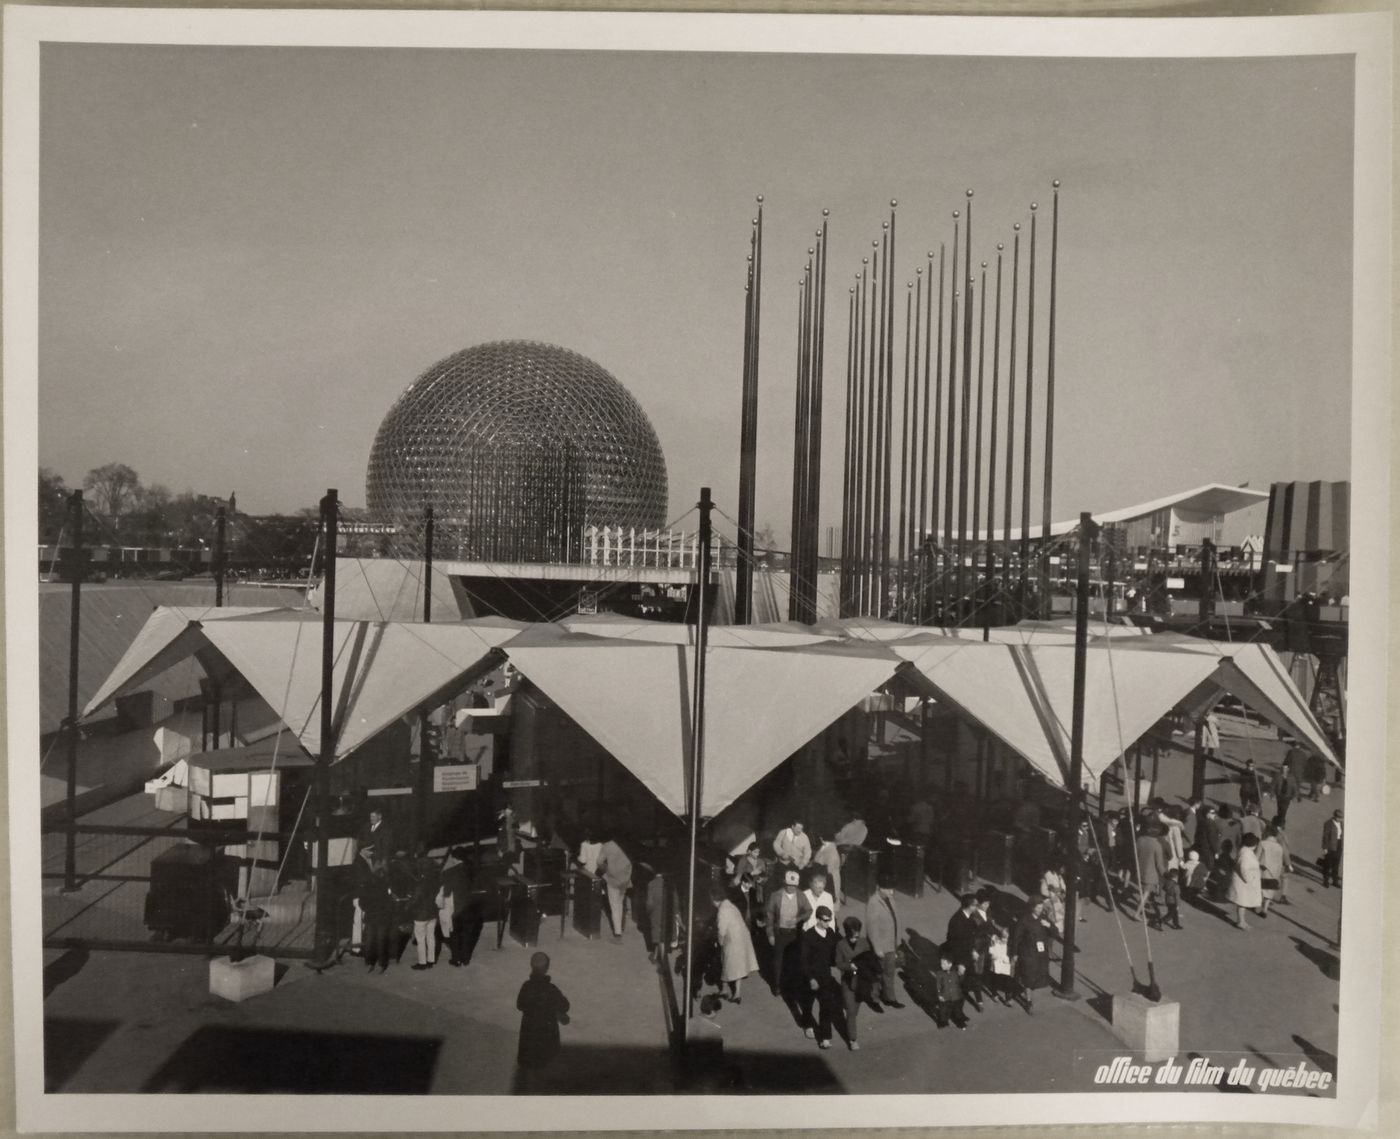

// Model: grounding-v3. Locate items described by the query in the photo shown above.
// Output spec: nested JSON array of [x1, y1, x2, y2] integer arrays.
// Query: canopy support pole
[[1055, 510, 1097, 1001], [63, 491, 85, 892], [683, 487, 713, 1049], [312, 488, 338, 966], [415, 505, 435, 848]]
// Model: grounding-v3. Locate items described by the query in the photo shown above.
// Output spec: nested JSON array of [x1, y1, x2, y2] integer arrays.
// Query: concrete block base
[[1111, 992, 1179, 1062], [209, 954, 276, 1003]]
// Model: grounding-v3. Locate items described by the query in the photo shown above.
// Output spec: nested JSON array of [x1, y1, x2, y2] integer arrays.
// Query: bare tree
[[82, 462, 142, 532]]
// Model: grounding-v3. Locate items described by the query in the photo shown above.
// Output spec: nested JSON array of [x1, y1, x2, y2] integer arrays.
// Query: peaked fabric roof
[[502, 625, 900, 817], [308, 558, 470, 623], [82, 607, 520, 758], [1114, 635, 1341, 767], [893, 637, 1225, 788], [82, 606, 315, 717]]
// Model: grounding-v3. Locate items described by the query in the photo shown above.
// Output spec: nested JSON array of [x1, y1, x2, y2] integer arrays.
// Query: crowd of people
[[1076, 754, 1341, 935], [659, 818, 1067, 1052]]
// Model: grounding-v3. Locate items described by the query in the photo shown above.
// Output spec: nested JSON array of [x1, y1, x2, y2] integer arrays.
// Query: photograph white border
[[4, 7, 1390, 1132]]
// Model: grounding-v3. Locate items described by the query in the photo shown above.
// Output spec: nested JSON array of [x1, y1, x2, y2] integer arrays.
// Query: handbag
[[1260, 876, 1280, 891]]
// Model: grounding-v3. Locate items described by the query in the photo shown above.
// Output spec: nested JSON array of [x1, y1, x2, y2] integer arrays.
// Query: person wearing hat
[[797, 904, 840, 1048], [865, 876, 906, 1009], [944, 893, 986, 1012], [765, 868, 812, 998]]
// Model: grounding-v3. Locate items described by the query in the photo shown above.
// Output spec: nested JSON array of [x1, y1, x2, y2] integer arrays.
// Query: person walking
[[772, 820, 812, 871], [1256, 824, 1289, 918], [866, 876, 906, 1009], [945, 893, 986, 1012], [408, 846, 441, 971], [1320, 809, 1344, 888], [931, 950, 970, 1030], [1238, 759, 1263, 814], [984, 923, 1017, 1006], [516, 951, 571, 1085], [714, 886, 758, 1004], [1271, 816, 1296, 904], [1133, 824, 1168, 928], [1271, 765, 1299, 825], [801, 869, 837, 932], [1180, 849, 1208, 905], [811, 833, 843, 904], [355, 856, 396, 973], [1306, 751, 1329, 802], [1227, 832, 1263, 929], [1201, 710, 1221, 763], [1039, 863, 1068, 937], [765, 869, 812, 998], [1239, 804, 1267, 844], [1282, 739, 1309, 796], [797, 906, 841, 1049], [1010, 897, 1054, 1013], [835, 916, 878, 1051], [594, 832, 633, 941], [729, 842, 769, 893]]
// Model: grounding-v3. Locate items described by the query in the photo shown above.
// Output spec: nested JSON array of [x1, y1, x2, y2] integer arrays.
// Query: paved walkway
[[41, 713, 1342, 1096]]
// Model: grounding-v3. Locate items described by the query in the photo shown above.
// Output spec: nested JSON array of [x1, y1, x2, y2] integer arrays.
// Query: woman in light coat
[[1226, 832, 1263, 929], [714, 886, 759, 1003], [1256, 825, 1291, 916]]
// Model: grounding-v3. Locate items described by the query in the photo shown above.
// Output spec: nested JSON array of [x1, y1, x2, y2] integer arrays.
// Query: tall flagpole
[[736, 200, 763, 625], [955, 190, 974, 623], [919, 251, 936, 622], [908, 269, 923, 616], [1020, 203, 1038, 617], [1042, 182, 1061, 613], [985, 243, 1008, 632], [857, 261, 872, 614], [942, 215, 959, 623], [840, 285, 857, 616], [864, 248, 880, 615], [880, 208, 896, 615], [897, 282, 913, 617], [1004, 224, 1020, 606], [972, 259, 988, 613]]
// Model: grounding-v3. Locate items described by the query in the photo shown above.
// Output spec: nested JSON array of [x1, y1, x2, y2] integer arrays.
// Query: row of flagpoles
[[735, 183, 1064, 629]]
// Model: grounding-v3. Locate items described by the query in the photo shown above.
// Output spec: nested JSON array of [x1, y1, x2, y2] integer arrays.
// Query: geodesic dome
[[366, 340, 669, 562]]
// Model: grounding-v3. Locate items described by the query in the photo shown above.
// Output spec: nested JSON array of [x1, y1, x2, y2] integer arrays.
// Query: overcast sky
[[38, 45, 1353, 544]]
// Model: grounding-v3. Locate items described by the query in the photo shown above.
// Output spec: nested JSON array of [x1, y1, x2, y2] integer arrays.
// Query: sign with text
[[433, 764, 479, 793]]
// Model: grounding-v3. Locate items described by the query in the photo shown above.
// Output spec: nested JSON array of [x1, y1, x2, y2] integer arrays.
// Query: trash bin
[[145, 843, 227, 941], [877, 840, 925, 898], [572, 872, 605, 939], [942, 840, 977, 895], [842, 845, 875, 903], [508, 880, 545, 947]]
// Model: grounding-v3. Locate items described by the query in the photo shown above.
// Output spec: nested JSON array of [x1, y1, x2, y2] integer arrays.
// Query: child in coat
[[932, 951, 969, 1030]]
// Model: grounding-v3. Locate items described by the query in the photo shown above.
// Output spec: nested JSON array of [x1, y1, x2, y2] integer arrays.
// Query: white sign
[[434, 764, 479, 793], [502, 778, 544, 789]]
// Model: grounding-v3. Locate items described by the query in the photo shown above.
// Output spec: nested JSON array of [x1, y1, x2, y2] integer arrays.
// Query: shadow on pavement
[[1290, 1033, 1337, 1076], [139, 1025, 441, 1093], [1290, 936, 1339, 977], [44, 1017, 120, 1092], [508, 1041, 840, 1094], [44, 946, 90, 997]]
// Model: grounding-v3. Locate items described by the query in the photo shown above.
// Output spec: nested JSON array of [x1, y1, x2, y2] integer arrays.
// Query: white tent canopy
[[502, 624, 900, 817], [82, 606, 522, 758], [892, 636, 1225, 788]]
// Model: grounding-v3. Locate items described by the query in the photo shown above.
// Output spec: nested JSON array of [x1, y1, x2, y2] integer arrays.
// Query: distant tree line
[[38, 463, 354, 578]]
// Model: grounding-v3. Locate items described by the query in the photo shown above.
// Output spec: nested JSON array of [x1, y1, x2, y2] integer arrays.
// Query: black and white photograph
[[3, 7, 1390, 1132]]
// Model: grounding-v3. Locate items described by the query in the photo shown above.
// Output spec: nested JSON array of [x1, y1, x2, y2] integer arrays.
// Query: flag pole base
[[1052, 986, 1082, 1001]]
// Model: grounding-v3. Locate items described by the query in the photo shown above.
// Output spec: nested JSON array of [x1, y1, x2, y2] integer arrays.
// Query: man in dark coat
[[1271, 766, 1299, 825], [1238, 759, 1263, 813], [796, 906, 840, 1048], [944, 893, 986, 1011], [516, 951, 571, 1080]]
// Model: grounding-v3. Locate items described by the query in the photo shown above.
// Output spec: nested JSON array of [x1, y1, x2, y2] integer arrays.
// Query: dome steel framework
[[366, 340, 669, 563]]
